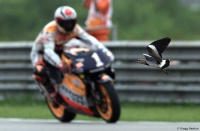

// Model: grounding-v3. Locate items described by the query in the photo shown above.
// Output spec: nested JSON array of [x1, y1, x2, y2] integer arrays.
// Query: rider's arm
[[30, 34, 43, 66], [43, 41, 62, 68], [30, 44, 40, 66], [76, 24, 114, 60], [77, 25, 105, 48]]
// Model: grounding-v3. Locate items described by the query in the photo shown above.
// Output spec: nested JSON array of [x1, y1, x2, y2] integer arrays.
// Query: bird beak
[[136, 59, 147, 65]]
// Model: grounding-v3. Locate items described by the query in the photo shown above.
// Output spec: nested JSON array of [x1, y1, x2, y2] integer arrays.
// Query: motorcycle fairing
[[60, 94, 94, 115], [65, 49, 112, 74], [59, 74, 94, 115]]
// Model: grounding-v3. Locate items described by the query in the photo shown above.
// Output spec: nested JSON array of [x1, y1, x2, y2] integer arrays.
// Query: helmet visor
[[57, 19, 76, 32]]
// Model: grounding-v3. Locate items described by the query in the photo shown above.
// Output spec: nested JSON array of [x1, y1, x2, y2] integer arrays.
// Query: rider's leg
[[45, 62, 64, 91], [33, 64, 62, 107], [33, 64, 55, 94], [43, 62, 64, 104]]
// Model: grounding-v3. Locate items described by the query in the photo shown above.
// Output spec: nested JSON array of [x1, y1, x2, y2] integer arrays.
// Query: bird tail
[[159, 59, 170, 75]]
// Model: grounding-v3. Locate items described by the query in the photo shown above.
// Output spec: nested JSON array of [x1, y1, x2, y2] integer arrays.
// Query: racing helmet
[[54, 6, 77, 33]]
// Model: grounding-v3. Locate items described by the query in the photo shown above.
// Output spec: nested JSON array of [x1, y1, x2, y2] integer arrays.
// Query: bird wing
[[147, 44, 162, 63], [143, 54, 158, 66], [148, 37, 171, 58]]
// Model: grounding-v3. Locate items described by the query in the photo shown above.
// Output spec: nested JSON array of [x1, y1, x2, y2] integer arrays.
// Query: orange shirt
[[85, 0, 112, 29]]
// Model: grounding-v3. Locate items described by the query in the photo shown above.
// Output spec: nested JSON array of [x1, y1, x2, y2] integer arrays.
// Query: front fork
[[89, 74, 113, 105], [96, 73, 113, 84]]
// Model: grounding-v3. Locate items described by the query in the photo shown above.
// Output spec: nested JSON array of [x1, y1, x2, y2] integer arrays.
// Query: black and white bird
[[137, 37, 171, 73]]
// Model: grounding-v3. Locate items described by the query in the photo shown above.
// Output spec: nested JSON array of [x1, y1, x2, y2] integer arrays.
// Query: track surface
[[0, 118, 199, 131]]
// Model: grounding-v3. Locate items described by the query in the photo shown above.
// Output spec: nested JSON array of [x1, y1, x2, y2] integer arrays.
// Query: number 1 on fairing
[[92, 53, 104, 67]]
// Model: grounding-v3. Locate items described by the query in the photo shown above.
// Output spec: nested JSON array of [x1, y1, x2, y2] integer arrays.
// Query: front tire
[[96, 82, 121, 123], [45, 97, 76, 122]]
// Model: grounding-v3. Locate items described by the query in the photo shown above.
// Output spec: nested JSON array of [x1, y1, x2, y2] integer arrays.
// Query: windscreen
[[64, 38, 99, 56]]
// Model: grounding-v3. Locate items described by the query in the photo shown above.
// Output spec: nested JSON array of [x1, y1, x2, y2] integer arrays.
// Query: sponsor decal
[[59, 84, 89, 107]]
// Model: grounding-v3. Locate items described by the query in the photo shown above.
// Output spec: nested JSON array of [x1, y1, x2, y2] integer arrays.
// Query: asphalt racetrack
[[0, 118, 199, 131]]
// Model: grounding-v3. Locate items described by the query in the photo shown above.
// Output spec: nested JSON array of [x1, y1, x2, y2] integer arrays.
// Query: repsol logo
[[60, 85, 88, 106]]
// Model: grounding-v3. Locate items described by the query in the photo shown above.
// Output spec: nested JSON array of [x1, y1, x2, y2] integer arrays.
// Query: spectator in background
[[83, 0, 112, 41]]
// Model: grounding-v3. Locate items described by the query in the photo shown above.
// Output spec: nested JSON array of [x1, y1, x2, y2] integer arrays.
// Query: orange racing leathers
[[30, 20, 106, 89]]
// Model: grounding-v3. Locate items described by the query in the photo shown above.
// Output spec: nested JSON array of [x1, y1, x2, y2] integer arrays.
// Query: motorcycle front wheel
[[96, 82, 121, 123], [45, 97, 76, 122]]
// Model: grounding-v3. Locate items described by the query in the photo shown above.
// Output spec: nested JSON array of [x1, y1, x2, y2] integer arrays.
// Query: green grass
[[0, 99, 200, 122], [121, 103, 200, 122]]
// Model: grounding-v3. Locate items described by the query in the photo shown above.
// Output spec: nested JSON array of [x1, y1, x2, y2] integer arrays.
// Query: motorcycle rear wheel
[[96, 82, 121, 123], [45, 97, 76, 122]]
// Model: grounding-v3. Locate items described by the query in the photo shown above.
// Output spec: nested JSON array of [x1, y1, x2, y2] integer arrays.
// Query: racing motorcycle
[[37, 38, 120, 123]]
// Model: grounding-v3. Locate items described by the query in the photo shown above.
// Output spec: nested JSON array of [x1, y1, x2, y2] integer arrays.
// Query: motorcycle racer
[[30, 6, 108, 99]]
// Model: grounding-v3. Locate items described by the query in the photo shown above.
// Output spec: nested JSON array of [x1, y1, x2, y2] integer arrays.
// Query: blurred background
[[0, 0, 200, 41], [0, 0, 200, 122]]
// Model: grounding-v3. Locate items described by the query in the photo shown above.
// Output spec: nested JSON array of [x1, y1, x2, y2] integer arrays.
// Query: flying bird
[[137, 37, 171, 73]]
